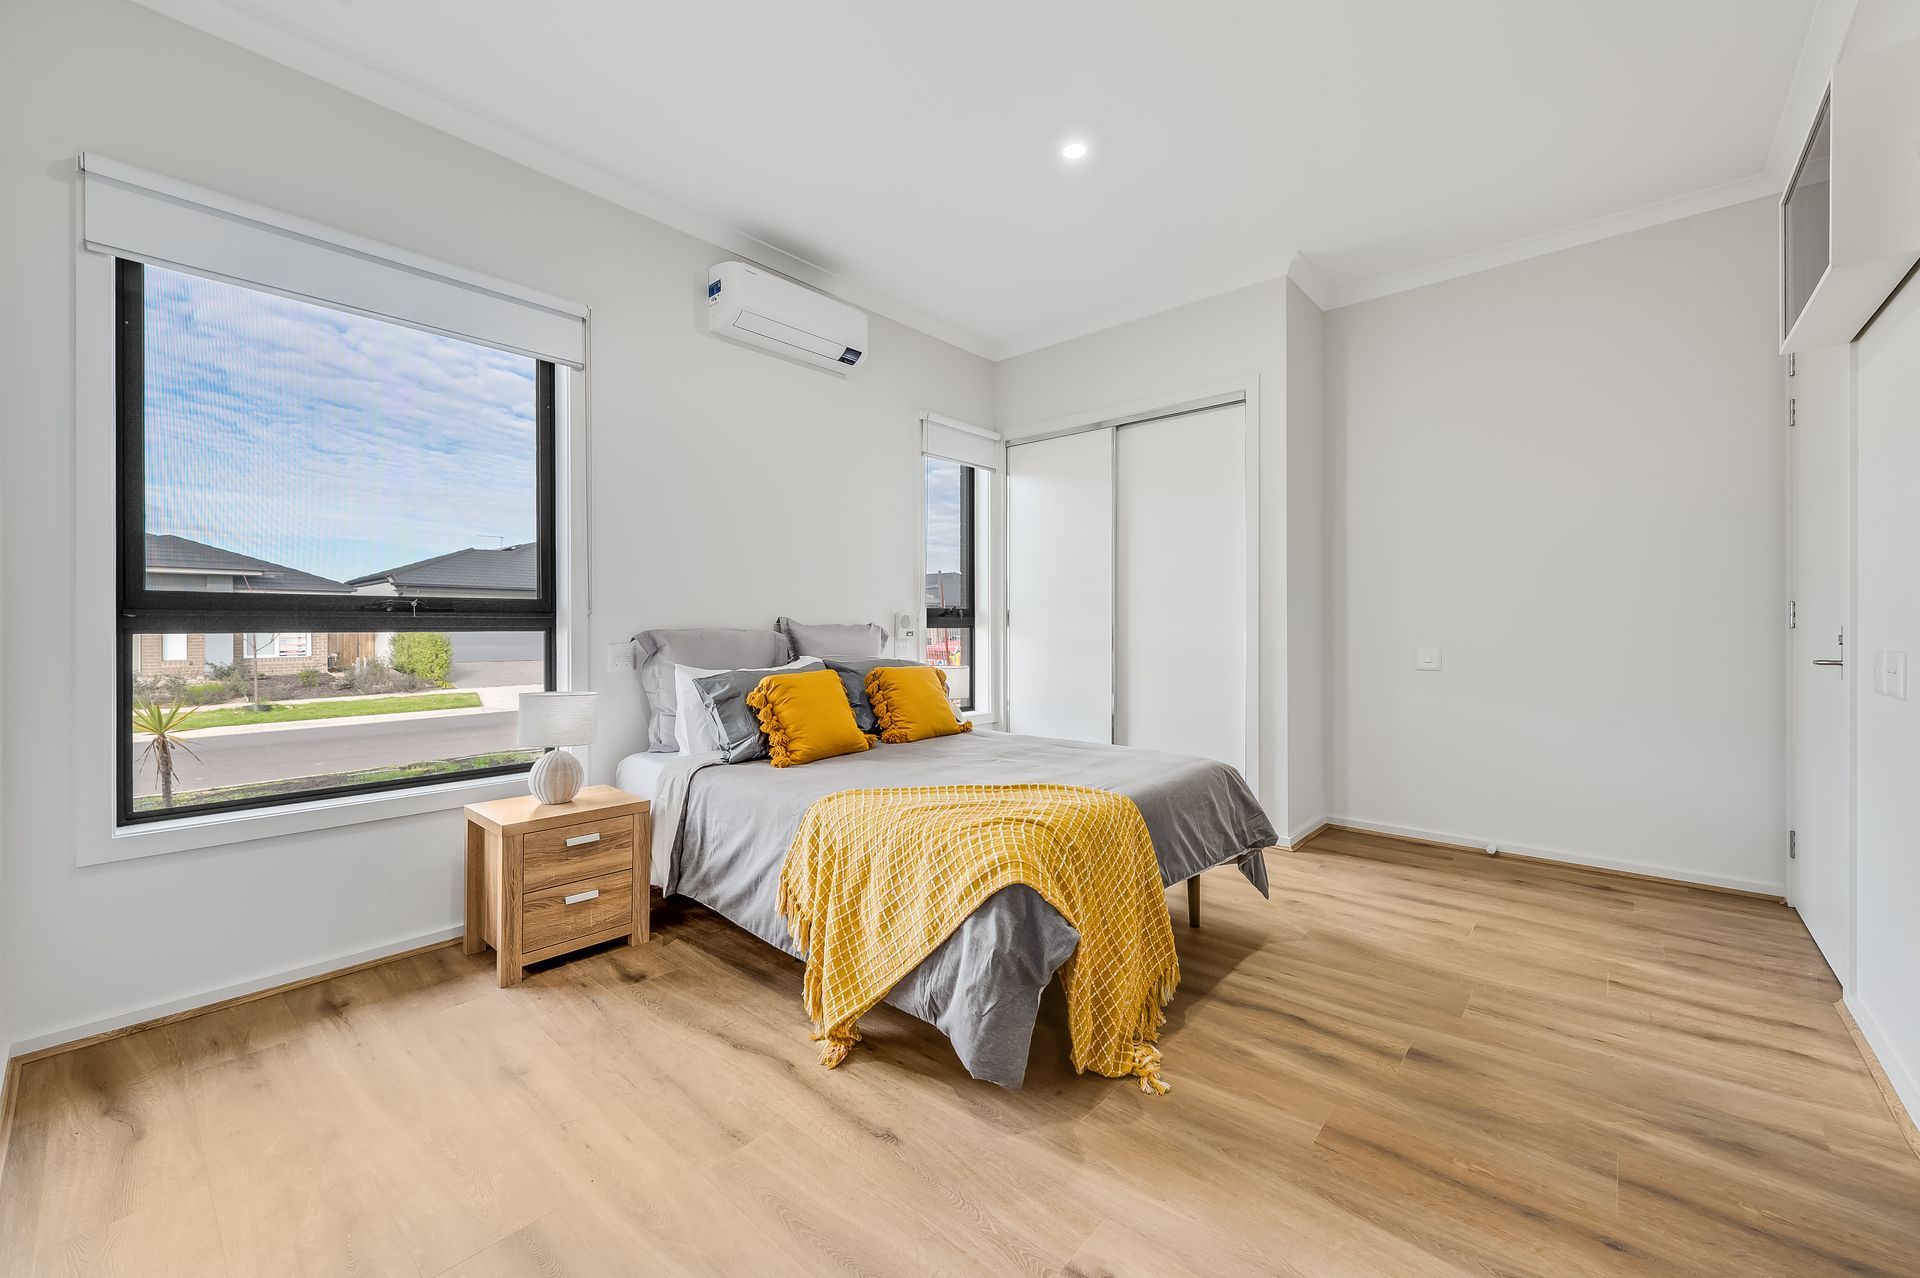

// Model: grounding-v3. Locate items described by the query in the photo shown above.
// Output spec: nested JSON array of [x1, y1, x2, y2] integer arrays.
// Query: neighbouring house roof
[[145, 533, 350, 593], [346, 543, 537, 593]]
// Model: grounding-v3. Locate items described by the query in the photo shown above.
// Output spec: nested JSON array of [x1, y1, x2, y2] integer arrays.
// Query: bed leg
[[1187, 876, 1201, 929]]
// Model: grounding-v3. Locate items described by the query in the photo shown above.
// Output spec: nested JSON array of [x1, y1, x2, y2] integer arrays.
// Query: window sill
[[85, 771, 534, 866]]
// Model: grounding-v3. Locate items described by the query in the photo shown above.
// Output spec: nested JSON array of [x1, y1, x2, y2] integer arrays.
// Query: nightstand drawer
[[522, 814, 635, 892], [521, 870, 634, 957]]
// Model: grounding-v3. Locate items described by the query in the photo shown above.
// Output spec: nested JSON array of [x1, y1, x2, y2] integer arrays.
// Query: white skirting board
[[1845, 992, 1920, 1131], [1281, 816, 1329, 849], [6, 925, 465, 1060], [1319, 815, 1786, 898], [9, 815, 1787, 1058]]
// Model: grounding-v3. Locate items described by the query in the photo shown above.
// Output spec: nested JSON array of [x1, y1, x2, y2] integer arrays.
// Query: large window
[[117, 261, 554, 823], [924, 456, 977, 710]]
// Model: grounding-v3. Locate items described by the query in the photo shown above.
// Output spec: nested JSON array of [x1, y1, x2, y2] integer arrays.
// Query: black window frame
[[925, 460, 976, 711], [114, 258, 557, 826]]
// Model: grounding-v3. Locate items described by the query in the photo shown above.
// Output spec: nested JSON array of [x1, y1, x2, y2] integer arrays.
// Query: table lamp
[[517, 691, 597, 805]]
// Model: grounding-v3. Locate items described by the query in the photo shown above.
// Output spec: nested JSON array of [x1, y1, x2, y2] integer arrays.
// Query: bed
[[634, 729, 1276, 1088]]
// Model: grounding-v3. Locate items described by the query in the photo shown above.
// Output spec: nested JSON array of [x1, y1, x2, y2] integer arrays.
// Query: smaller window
[[923, 457, 978, 711], [247, 632, 311, 660], [161, 633, 188, 662]]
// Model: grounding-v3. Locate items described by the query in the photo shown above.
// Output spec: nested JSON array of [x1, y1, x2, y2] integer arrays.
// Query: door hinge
[[1788, 398, 1797, 428], [1788, 599, 1797, 630], [1787, 352, 1797, 378], [1789, 829, 1797, 859]]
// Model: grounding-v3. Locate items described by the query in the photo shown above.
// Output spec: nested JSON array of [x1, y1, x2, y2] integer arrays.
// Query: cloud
[[923, 456, 966, 574], [142, 266, 539, 582]]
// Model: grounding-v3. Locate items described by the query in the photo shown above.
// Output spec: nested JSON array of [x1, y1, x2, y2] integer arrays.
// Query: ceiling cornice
[[997, 170, 1781, 357], [1323, 173, 1781, 311], [133, 0, 1846, 364], [1764, 0, 1859, 185], [1284, 252, 1336, 312], [993, 250, 1300, 360], [128, 0, 1005, 361]]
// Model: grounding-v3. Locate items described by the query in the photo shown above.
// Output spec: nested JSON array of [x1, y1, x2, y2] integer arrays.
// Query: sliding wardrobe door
[[1115, 405, 1247, 773], [1006, 429, 1115, 742]]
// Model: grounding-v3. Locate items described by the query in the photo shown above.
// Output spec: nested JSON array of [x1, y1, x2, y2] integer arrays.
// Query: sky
[[143, 265, 539, 584], [923, 456, 964, 576]]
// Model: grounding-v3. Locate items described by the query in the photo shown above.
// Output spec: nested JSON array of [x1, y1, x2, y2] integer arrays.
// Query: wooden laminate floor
[[3, 829, 1918, 1276]]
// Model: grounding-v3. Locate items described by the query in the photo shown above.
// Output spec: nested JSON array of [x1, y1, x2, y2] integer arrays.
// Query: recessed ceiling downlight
[[1060, 141, 1089, 160]]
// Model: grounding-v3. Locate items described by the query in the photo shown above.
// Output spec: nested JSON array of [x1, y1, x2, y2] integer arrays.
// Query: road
[[134, 710, 523, 797]]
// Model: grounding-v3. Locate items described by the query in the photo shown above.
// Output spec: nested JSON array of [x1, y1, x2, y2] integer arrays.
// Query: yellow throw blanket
[[776, 784, 1180, 1093]]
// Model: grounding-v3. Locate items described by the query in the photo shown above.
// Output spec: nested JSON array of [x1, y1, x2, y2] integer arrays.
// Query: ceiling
[[139, 0, 1837, 358]]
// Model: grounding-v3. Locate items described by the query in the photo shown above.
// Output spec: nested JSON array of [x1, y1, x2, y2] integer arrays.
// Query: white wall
[[1324, 198, 1786, 893], [993, 276, 1300, 822], [0, 0, 991, 1052], [1284, 280, 1327, 840], [1847, 225, 1920, 1120]]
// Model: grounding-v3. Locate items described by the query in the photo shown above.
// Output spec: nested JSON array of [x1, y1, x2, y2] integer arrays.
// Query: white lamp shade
[[517, 691, 598, 748]]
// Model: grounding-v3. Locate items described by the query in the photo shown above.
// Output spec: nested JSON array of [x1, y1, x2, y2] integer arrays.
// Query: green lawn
[[147, 691, 482, 731]]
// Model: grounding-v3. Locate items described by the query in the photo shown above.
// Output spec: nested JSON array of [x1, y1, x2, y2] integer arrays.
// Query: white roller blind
[[921, 413, 1002, 471], [80, 154, 587, 368]]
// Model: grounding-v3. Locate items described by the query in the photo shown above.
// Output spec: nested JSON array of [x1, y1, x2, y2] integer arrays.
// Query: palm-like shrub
[[132, 699, 203, 809]]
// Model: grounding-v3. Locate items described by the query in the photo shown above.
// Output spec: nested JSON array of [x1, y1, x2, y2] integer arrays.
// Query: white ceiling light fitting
[[1060, 141, 1089, 161]]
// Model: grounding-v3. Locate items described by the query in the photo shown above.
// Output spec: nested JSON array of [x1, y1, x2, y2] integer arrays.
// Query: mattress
[[649, 731, 1277, 1087], [613, 751, 677, 889]]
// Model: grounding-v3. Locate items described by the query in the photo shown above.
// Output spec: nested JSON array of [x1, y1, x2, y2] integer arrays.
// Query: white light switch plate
[[1876, 649, 1907, 699], [606, 642, 636, 673], [1414, 646, 1442, 671]]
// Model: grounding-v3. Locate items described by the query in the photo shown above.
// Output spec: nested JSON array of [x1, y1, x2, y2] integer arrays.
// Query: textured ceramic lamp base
[[528, 749, 584, 805]]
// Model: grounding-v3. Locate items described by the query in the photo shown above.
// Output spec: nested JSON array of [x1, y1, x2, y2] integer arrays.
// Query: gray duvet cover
[[650, 731, 1277, 1087]]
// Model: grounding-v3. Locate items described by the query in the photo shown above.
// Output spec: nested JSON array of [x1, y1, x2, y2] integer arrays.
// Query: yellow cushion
[[865, 665, 974, 744], [747, 669, 874, 767]]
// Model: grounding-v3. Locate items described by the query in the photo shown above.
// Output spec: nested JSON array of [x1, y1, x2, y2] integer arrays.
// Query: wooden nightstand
[[464, 785, 650, 987]]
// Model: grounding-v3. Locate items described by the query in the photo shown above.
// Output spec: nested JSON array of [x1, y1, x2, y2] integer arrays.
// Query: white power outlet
[[606, 641, 636, 673]]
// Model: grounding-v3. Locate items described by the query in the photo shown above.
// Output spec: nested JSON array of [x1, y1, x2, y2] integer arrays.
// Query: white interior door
[[1006, 429, 1114, 742], [1789, 347, 1854, 985], [1116, 405, 1247, 772]]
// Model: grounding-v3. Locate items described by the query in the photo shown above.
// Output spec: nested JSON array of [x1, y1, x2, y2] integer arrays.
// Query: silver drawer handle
[[564, 832, 602, 847], [563, 889, 600, 905]]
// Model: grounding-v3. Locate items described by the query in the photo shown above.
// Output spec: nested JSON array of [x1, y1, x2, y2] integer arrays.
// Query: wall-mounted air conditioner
[[706, 262, 867, 373]]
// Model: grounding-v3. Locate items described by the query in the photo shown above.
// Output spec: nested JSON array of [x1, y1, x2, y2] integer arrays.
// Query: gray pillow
[[633, 628, 790, 751], [776, 616, 888, 659], [825, 657, 928, 734], [695, 660, 827, 763]]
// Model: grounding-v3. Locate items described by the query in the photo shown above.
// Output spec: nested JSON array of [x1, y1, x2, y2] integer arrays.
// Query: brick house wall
[[233, 632, 332, 676], [134, 632, 375, 680], [136, 632, 207, 679]]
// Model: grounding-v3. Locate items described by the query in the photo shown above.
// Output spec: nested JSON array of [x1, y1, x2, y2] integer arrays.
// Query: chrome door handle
[[564, 832, 601, 847], [1813, 629, 1845, 670]]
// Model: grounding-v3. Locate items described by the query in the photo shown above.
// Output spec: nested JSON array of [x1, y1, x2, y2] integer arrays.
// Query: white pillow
[[674, 657, 818, 753], [673, 664, 726, 753]]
